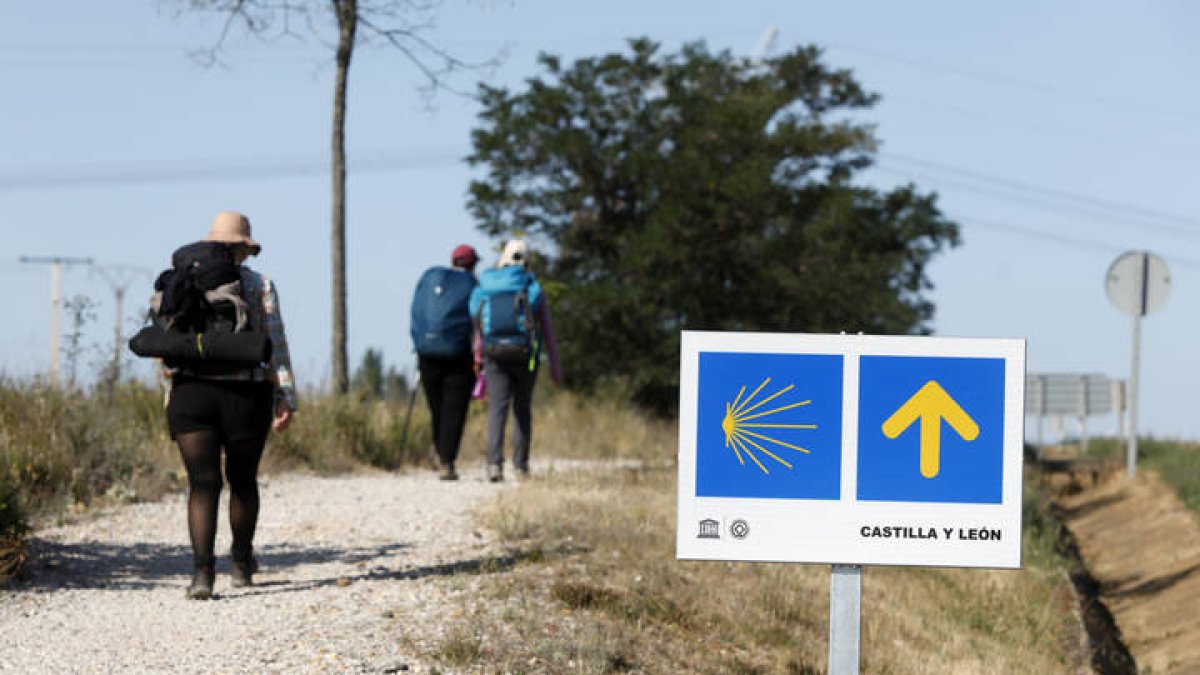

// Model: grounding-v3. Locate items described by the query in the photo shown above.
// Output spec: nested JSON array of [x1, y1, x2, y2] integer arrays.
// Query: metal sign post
[[1105, 251, 1170, 478], [1128, 309, 1142, 477], [829, 564, 862, 675]]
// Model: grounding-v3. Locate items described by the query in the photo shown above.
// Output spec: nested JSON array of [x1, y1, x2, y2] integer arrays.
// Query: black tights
[[176, 431, 267, 570]]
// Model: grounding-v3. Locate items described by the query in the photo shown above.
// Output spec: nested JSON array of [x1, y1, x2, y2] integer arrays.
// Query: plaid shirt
[[167, 266, 298, 411]]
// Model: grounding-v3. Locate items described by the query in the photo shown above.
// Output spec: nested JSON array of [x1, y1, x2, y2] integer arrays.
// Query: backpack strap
[[520, 277, 539, 371], [517, 281, 536, 333]]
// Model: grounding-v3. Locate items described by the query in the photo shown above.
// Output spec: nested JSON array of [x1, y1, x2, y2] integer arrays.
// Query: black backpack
[[128, 241, 270, 372], [152, 241, 246, 335]]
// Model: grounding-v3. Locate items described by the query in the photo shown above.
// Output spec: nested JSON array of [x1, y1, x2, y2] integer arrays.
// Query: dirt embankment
[[1057, 471, 1200, 674]]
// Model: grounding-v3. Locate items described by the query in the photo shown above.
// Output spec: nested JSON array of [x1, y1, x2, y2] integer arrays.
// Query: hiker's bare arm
[[272, 400, 293, 432]]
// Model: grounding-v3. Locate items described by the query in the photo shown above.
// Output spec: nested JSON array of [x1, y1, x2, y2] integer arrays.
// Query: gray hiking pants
[[484, 359, 537, 470]]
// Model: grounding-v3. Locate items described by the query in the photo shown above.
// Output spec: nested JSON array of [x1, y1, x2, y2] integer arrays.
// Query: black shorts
[[166, 376, 274, 441]]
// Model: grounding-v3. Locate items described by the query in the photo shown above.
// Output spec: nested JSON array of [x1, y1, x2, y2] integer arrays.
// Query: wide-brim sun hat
[[207, 211, 262, 255]]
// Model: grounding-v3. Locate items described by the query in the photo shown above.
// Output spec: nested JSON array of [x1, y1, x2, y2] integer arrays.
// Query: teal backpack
[[474, 266, 541, 363]]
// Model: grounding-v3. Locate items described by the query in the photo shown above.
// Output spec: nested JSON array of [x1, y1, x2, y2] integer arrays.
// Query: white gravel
[[0, 464, 539, 674]]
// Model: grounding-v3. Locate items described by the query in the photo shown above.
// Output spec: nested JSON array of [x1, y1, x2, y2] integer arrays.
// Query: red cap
[[451, 244, 479, 268]]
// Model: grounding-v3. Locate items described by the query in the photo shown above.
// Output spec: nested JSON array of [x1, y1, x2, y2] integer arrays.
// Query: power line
[[0, 44, 182, 53], [0, 149, 465, 191], [822, 41, 1200, 124], [872, 160, 1200, 241], [883, 152, 1200, 230], [880, 93, 1200, 161], [948, 212, 1200, 269], [7, 138, 1199, 257]]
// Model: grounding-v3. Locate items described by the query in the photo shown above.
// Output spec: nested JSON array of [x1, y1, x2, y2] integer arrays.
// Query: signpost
[[677, 331, 1026, 673], [1105, 251, 1170, 478]]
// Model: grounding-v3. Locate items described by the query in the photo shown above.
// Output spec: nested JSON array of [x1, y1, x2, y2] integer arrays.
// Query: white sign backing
[[676, 331, 1026, 569]]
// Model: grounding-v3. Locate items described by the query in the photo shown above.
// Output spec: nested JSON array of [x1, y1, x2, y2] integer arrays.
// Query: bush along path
[[0, 467, 528, 674]]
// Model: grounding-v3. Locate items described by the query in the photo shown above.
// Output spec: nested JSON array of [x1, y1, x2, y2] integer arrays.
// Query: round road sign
[[1106, 251, 1170, 317]]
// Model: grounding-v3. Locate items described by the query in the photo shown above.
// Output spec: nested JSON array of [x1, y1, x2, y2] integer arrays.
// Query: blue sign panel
[[696, 351, 843, 500], [857, 356, 1005, 504]]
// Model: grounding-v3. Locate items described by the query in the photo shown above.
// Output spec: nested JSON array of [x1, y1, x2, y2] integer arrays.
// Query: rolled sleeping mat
[[128, 325, 272, 365], [198, 330, 273, 364]]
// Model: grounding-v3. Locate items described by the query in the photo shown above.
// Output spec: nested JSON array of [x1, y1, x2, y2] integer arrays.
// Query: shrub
[[265, 394, 433, 473], [0, 473, 28, 582]]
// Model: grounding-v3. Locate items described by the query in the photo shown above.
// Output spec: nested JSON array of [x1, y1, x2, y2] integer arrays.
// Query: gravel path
[[0, 465, 534, 674]]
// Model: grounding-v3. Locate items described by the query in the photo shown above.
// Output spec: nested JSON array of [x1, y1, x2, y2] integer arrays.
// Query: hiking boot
[[230, 557, 258, 588], [486, 464, 503, 483], [186, 566, 215, 600], [439, 463, 459, 481]]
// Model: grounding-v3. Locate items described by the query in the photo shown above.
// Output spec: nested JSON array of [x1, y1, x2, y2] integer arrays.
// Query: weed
[[436, 626, 484, 666], [1059, 436, 1200, 513], [552, 580, 622, 610], [0, 473, 28, 581]]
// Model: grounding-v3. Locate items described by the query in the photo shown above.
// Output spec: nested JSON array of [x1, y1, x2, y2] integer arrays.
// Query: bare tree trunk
[[180, 0, 493, 395], [330, 0, 357, 394]]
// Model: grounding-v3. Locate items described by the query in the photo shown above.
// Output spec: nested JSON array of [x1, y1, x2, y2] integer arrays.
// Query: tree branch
[[357, 12, 502, 100]]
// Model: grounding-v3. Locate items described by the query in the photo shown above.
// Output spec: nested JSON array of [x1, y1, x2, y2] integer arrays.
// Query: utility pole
[[92, 264, 153, 383], [19, 255, 94, 385]]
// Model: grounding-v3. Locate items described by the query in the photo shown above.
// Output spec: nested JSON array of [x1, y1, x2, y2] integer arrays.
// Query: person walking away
[[409, 245, 479, 481], [156, 211, 296, 599], [469, 240, 562, 482]]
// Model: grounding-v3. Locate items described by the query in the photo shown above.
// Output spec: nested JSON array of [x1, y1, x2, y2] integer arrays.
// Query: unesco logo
[[730, 519, 749, 540]]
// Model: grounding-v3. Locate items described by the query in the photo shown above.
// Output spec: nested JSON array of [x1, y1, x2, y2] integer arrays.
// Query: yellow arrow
[[881, 380, 979, 478]]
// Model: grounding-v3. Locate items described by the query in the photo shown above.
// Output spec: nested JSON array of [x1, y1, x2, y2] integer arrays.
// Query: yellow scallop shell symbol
[[721, 377, 817, 474]]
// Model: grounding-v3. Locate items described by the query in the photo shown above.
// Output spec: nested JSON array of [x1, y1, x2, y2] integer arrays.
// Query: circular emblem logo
[[730, 519, 750, 539]]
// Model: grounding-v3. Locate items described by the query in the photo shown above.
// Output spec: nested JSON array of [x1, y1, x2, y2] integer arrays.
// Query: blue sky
[[3, 1, 1199, 439]]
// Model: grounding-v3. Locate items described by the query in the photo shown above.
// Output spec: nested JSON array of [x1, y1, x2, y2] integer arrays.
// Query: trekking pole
[[400, 369, 421, 451]]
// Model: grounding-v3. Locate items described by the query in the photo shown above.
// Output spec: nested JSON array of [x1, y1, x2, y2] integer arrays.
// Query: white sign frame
[[676, 331, 1026, 569]]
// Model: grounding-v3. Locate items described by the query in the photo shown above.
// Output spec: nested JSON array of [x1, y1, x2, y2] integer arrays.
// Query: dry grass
[[263, 392, 434, 474], [0, 472, 27, 581], [0, 378, 624, 583], [1, 376, 1089, 671], [456, 384, 676, 466], [408, 399, 1082, 674], [0, 379, 180, 516], [0, 378, 443, 583], [1085, 436, 1200, 512], [456, 468, 1077, 674]]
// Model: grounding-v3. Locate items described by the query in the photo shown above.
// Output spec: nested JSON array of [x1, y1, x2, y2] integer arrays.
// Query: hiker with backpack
[[130, 211, 296, 600], [409, 245, 480, 481], [469, 239, 562, 482]]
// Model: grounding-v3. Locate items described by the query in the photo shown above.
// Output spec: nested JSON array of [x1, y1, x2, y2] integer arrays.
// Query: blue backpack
[[472, 266, 542, 363], [410, 266, 477, 358]]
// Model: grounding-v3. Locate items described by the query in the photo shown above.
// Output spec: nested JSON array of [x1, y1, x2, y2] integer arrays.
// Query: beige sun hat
[[206, 211, 261, 255]]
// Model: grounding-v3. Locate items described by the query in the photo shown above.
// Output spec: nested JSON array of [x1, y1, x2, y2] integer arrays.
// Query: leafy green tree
[[467, 39, 959, 411], [352, 348, 409, 401], [351, 347, 385, 399], [382, 366, 409, 403]]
